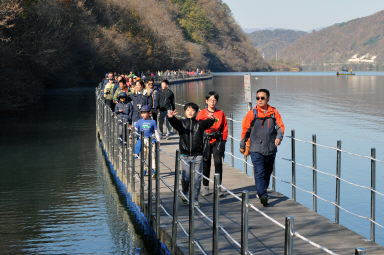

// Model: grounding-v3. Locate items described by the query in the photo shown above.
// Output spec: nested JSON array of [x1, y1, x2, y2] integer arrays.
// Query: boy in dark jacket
[[167, 103, 215, 207], [114, 92, 133, 141]]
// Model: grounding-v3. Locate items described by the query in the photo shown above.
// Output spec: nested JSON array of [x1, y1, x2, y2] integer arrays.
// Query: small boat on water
[[336, 68, 355, 75], [336, 71, 355, 76]]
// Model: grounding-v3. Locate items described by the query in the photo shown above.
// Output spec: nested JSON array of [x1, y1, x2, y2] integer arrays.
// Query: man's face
[[206, 95, 217, 109], [256, 92, 269, 108], [140, 111, 150, 119], [119, 82, 124, 89], [185, 107, 196, 118], [120, 97, 126, 102], [161, 82, 168, 90], [108, 73, 113, 79]]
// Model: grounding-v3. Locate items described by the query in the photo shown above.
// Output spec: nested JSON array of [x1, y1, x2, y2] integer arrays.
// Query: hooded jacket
[[168, 116, 215, 156], [114, 101, 133, 124], [129, 92, 152, 123], [240, 105, 285, 156]]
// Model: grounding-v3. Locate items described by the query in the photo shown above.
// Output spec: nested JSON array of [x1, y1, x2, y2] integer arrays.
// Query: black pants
[[151, 109, 158, 123], [202, 141, 223, 186]]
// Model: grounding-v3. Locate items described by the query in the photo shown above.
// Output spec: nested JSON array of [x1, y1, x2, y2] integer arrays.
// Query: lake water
[[1, 73, 383, 253], [170, 72, 384, 245], [0, 89, 146, 254]]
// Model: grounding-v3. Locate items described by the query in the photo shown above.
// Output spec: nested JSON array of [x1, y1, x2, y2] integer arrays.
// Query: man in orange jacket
[[197, 91, 228, 196], [240, 89, 285, 206]]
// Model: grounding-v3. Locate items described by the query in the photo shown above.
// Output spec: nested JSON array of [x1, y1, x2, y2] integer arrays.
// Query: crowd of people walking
[[100, 71, 284, 208]]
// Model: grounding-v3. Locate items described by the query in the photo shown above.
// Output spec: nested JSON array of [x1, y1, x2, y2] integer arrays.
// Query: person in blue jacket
[[130, 80, 152, 124], [134, 105, 160, 176], [114, 92, 133, 141]]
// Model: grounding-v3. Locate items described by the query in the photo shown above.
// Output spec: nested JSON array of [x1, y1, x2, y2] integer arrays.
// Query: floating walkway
[[95, 76, 384, 254]]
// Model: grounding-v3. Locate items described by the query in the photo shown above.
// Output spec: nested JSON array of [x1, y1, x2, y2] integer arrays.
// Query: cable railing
[[96, 86, 374, 254], [174, 100, 383, 243]]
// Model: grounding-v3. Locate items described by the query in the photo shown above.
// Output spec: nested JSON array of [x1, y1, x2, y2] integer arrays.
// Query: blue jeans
[[180, 155, 203, 203], [250, 152, 276, 198]]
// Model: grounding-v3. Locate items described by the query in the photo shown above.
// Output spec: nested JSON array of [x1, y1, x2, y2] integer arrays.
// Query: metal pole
[[244, 155, 248, 175], [189, 161, 195, 255], [123, 122, 127, 185], [148, 137, 153, 226], [355, 247, 366, 255], [126, 124, 130, 186], [213, 174, 220, 255], [284, 216, 294, 255], [335, 140, 341, 224], [371, 148, 376, 242], [291, 130, 296, 201], [140, 131, 145, 211], [171, 150, 180, 255], [241, 191, 249, 255], [312, 134, 317, 212], [131, 130, 136, 194], [272, 161, 276, 192], [155, 141, 160, 234], [230, 112, 234, 167]]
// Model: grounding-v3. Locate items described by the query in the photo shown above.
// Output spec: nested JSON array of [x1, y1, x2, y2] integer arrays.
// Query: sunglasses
[[256, 97, 266, 100]]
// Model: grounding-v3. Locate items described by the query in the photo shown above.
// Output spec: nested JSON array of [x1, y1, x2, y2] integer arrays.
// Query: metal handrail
[[96, 83, 369, 254]]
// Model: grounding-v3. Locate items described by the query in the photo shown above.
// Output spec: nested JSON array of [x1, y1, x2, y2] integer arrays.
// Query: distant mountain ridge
[[247, 29, 307, 60], [278, 10, 384, 70]]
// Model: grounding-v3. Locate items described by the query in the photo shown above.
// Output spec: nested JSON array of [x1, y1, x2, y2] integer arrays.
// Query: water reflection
[[0, 89, 143, 254]]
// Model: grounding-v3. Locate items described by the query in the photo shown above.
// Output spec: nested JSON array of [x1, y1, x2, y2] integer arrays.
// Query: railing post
[[355, 247, 366, 255], [189, 161, 195, 255], [371, 148, 376, 242], [213, 174, 220, 255], [291, 130, 296, 201], [244, 156, 248, 175], [312, 134, 317, 212], [155, 141, 160, 235], [272, 161, 276, 192], [230, 112, 234, 167], [284, 216, 294, 255], [171, 150, 180, 255], [126, 125, 130, 187], [111, 114, 115, 166], [241, 191, 249, 255], [148, 136, 153, 226], [335, 140, 342, 224], [140, 131, 145, 211], [131, 130, 136, 194], [122, 122, 127, 185]]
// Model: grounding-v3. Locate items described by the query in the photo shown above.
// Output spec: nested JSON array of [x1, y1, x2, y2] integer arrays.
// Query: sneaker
[[181, 196, 188, 205], [201, 186, 210, 196], [165, 135, 170, 140], [193, 201, 200, 208], [260, 196, 268, 207]]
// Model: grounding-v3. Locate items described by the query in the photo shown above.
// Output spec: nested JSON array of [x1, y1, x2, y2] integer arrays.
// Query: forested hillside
[[278, 10, 384, 70], [0, 0, 269, 110], [247, 29, 307, 60]]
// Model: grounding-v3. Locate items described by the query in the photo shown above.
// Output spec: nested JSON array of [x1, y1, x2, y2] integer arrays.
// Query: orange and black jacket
[[240, 105, 285, 156], [196, 108, 228, 143]]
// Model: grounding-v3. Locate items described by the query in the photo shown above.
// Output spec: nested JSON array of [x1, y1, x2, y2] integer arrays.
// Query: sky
[[222, 0, 384, 31]]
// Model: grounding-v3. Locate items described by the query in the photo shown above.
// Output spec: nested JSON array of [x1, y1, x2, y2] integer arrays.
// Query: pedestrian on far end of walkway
[[156, 79, 175, 139], [240, 89, 285, 207]]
